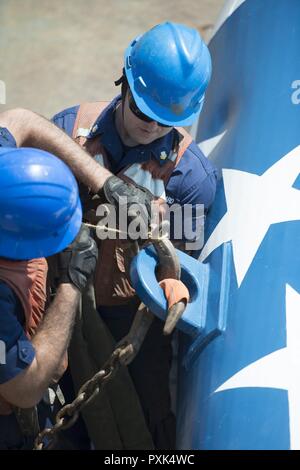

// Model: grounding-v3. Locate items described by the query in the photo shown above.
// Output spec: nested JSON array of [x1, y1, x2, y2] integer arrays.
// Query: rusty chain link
[[34, 237, 183, 450], [34, 345, 129, 450]]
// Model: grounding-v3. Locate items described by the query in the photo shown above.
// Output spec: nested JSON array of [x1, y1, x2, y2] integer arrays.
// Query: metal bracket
[[130, 242, 232, 369]]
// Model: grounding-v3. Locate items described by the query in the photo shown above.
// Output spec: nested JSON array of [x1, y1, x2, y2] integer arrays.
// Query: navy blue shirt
[[0, 281, 36, 449], [53, 97, 218, 253], [0, 282, 35, 384], [0, 127, 17, 148]]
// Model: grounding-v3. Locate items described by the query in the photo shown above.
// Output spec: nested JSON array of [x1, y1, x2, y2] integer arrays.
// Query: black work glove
[[99, 175, 154, 241], [57, 224, 98, 291]]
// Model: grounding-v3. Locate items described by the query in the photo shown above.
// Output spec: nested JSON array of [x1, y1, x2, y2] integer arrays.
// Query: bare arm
[[0, 284, 79, 408], [0, 108, 112, 193]]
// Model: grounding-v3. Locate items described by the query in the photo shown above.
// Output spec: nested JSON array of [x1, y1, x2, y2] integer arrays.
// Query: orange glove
[[159, 278, 190, 309]]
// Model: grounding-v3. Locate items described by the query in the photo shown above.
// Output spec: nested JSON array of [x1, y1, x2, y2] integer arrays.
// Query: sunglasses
[[127, 90, 170, 128]]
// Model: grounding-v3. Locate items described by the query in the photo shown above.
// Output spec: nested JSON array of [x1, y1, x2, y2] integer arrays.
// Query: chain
[[34, 344, 130, 450], [34, 234, 181, 450]]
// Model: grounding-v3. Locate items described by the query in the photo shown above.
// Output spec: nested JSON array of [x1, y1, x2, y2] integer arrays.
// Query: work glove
[[57, 224, 98, 292], [98, 175, 153, 241]]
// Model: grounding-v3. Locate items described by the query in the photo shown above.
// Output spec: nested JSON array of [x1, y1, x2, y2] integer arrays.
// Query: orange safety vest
[[72, 101, 192, 307], [0, 258, 47, 414]]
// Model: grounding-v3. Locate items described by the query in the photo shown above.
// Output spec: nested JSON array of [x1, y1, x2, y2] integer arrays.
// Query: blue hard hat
[[124, 22, 212, 127], [0, 147, 82, 260]]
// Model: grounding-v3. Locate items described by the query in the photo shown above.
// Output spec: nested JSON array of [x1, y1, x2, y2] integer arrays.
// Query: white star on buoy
[[200, 145, 300, 286], [214, 284, 300, 450], [198, 129, 227, 157]]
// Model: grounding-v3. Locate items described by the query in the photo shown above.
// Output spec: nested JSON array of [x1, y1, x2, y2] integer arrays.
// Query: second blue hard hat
[[0, 147, 82, 260], [124, 22, 212, 127]]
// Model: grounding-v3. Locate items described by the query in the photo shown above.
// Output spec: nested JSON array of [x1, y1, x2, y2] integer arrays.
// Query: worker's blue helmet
[[0, 147, 82, 260], [124, 22, 212, 127]]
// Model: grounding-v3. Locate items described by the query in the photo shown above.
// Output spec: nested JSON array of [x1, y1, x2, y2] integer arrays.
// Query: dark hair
[[114, 68, 129, 106]]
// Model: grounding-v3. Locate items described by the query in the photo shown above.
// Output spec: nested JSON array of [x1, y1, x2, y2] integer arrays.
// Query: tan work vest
[[0, 258, 68, 416], [0, 258, 47, 414], [72, 101, 192, 306]]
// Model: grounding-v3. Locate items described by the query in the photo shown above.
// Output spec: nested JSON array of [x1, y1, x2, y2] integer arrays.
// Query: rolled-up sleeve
[[0, 282, 35, 384], [0, 128, 17, 148], [52, 106, 79, 137]]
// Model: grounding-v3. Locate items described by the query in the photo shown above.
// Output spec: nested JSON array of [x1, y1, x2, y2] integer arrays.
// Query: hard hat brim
[[0, 199, 82, 261], [131, 83, 205, 127]]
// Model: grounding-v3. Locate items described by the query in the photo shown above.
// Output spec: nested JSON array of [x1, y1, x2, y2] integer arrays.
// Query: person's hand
[[98, 175, 153, 240], [57, 224, 98, 291]]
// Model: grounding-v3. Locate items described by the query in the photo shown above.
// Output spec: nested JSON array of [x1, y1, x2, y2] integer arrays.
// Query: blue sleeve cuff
[[0, 332, 35, 384], [0, 127, 17, 148], [52, 106, 79, 136]]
